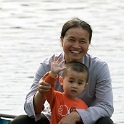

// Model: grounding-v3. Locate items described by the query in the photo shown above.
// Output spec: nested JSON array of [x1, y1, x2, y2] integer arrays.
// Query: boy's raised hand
[[50, 56, 66, 77]]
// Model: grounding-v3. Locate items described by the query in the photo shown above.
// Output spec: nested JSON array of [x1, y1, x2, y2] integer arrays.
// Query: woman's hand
[[58, 112, 83, 124], [38, 73, 51, 94], [34, 73, 51, 114]]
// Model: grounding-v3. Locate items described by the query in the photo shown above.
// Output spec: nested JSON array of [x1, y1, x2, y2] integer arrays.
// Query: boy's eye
[[69, 80, 74, 83], [78, 82, 83, 85]]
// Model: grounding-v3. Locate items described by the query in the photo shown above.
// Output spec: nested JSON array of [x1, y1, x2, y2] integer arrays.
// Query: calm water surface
[[0, 1, 124, 124]]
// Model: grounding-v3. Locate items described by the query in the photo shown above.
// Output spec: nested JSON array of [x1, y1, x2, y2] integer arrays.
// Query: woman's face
[[60, 27, 90, 63]]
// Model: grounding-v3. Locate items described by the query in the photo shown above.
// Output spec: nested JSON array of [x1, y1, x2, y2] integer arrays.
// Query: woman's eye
[[69, 38, 74, 42], [80, 40, 86, 43]]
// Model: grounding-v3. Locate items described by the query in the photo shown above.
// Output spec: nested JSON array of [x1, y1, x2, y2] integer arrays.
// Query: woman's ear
[[60, 37, 63, 47], [59, 76, 63, 85]]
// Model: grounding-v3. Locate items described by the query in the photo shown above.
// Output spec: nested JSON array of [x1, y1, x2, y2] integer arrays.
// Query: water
[[0, 0, 124, 123]]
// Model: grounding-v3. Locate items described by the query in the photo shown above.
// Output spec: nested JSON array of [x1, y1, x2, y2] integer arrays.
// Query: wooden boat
[[0, 114, 16, 124]]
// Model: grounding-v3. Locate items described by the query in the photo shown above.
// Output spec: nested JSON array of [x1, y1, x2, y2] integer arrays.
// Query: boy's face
[[60, 68, 87, 99]]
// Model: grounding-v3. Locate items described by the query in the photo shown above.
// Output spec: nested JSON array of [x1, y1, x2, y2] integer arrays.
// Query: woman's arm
[[24, 53, 64, 119], [33, 91, 45, 114], [33, 73, 51, 114], [24, 63, 50, 117], [76, 62, 114, 124], [58, 112, 82, 124]]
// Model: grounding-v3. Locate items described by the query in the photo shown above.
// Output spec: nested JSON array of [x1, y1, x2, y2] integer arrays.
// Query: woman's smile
[[61, 27, 89, 63], [70, 50, 81, 54]]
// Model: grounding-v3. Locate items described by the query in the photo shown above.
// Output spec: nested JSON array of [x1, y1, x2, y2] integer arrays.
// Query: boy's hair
[[62, 61, 89, 83]]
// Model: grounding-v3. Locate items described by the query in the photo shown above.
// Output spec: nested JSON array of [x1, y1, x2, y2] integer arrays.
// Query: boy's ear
[[85, 83, 88, 88], [59, 76, 63, 85]]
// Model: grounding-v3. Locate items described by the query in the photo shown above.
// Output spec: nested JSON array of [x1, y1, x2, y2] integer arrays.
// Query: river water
[[0, 0, 124, 124]]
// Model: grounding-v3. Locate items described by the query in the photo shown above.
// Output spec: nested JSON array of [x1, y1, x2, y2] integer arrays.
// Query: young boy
[[42, 57, 89, 124]]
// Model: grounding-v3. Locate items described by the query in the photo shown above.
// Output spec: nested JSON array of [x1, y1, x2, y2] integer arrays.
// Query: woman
[[10, 18, 114, 124]]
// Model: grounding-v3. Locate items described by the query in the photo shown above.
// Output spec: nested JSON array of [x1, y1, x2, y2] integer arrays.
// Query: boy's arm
[[43, 72, 58, 106], [43, 56, 65, 108], [44, 72, 58, 87]]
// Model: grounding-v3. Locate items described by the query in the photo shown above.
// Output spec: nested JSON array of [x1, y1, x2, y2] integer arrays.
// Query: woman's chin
[[70, 58, 82, 62]]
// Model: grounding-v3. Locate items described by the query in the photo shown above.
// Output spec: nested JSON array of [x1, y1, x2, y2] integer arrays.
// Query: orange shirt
[[44, 72, 88, 124]]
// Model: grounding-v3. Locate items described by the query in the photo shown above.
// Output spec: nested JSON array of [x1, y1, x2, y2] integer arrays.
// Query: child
[[42, 56, 89, 124]]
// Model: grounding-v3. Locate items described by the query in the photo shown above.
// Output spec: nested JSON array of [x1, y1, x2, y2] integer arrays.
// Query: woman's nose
[[73, 42, 80, 48]]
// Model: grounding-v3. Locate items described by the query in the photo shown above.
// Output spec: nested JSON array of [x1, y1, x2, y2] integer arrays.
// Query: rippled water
[[0, 0, 124, 124]]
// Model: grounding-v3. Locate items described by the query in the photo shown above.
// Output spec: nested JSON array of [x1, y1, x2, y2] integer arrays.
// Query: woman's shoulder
[[84, 54, 111, 80], [84, 53, 108, 69], [85, 53, 107, 63]]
